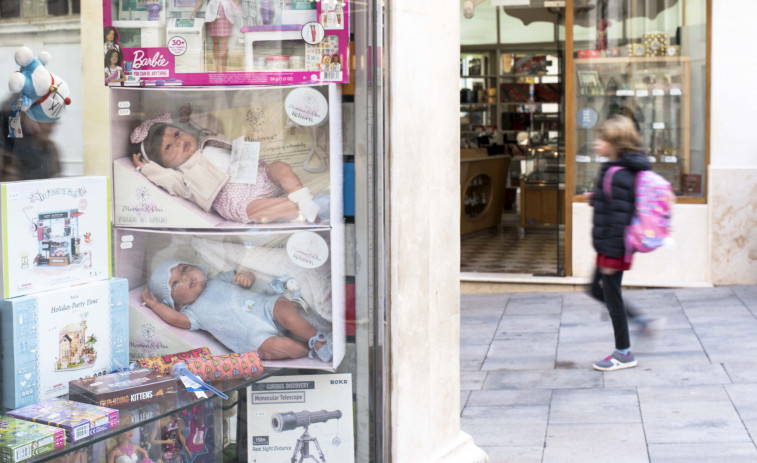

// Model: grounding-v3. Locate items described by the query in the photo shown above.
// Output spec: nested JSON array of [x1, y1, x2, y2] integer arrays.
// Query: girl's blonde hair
[[595, 114, 643, 154]]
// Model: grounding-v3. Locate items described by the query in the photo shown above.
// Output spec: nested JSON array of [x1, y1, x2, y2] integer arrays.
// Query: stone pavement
[[460, 285, 757, 463]]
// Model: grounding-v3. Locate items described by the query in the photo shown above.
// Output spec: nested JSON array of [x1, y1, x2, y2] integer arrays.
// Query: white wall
[[708, 0, 757, 284], [573, 202, 710, 286]]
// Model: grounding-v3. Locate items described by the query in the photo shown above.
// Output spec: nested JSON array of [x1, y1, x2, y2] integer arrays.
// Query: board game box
[[8, 399, 119, 443], [68, 368, 178, 409], [0, 416, 65, 463]]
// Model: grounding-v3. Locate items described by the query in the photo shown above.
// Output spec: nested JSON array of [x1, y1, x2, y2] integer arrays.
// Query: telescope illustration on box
[[271, 409, 342, 463]]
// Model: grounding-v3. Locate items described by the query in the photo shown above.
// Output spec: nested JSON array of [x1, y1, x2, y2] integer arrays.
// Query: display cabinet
[[460, 51, 498, 148], [4, 371, 281, 463], [573, 56, 690, 195]]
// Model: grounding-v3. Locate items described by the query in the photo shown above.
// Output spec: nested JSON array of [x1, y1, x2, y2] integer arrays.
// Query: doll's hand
[[141, 288, 160, 308], [233, 271, 256, 288], [132, 153, 147, 169]]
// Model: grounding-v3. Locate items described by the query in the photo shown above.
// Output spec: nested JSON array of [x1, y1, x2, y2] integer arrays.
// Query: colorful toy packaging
[[102, 0, 349, 86], [109, 85, 342, 230], [68, 368, 178, 409], [0, 278, 129, 409], [137, 351, 263, 382], [0, 416, 65, 463], [247, 373, 354, 463], [8, 398, 119, 443], [0, 176, 111, 299], [115, 227, 345, 371]]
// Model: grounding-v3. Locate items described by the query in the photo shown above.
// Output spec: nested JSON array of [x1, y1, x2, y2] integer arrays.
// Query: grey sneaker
[[593, 351, 638, 371]]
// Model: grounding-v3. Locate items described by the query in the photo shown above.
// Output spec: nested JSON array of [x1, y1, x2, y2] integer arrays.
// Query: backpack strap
[[602, 166, 625, 201]]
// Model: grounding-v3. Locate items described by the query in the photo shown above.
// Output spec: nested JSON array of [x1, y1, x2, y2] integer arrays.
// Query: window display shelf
[[8, 369, 284, 463]]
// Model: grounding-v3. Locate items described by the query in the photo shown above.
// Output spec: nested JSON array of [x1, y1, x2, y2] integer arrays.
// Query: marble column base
[[433, 432, 488, 463]]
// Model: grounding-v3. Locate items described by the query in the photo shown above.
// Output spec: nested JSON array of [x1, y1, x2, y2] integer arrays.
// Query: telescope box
[[114, 227, 345, 371], [247, 373, 354, 463], [0, 278, 130, 410], [0, 176, 111, 299]]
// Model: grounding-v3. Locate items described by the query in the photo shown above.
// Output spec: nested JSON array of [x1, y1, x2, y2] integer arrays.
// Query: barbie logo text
[[132, 50, 169, 68]]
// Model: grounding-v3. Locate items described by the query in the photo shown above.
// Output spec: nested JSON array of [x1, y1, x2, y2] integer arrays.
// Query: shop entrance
[[460, 3, 566, 276]]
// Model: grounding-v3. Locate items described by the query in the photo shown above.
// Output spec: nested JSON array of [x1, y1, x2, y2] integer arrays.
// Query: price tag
[[662, 155, 678, 163], [652, 88, 665, 96], [636, 89, 649, 97], [576, 155, 591, 163], [595, 155, 608, 163], [616, 90, 634, 96], [653, 122, 666, 130], [647, 156, 657, 163], [670, 88, 682, 96]]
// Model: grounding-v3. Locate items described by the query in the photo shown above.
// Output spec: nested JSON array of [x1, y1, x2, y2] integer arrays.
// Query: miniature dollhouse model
[[57, 321, 97, 371], [34, 209, 83, 267]]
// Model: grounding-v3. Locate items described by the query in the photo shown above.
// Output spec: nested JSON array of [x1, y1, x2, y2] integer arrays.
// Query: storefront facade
[[460, 0, 757, 291]]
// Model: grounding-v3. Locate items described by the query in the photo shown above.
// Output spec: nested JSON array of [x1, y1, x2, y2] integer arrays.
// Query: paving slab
[[484, 368, 602, 390], [725, 384, 757, 440], [549, 388, 640, 424], [460, 323, 499, 346], [482, 335, 558, 370], [461, 370, 487, 391], [460, 343, 490, 371], [478, 446, 543, 463], [460, 405, 549, 447], [602, 362, 730, 388], [542, 423, 648, 463], [494, 313, 561, 337], [639, 385, 751, 444], [460, 293, 510, 309], [647, 443, 757, 463], [466, 389, 552, 408]]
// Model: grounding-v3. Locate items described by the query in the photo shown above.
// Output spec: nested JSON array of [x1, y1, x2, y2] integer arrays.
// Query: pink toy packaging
[[102, 0, 349, 87], [114, 227, 345, 371], [109, 84, 343, 229]]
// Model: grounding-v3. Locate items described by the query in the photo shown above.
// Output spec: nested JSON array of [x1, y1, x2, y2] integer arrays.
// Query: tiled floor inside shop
[[460, 212, 563, 275]]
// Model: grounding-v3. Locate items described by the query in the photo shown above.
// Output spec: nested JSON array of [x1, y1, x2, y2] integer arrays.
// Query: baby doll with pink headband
[[130, 108, 320, 225]]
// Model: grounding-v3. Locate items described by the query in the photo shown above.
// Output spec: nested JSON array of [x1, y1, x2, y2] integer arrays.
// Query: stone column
[[387, 2, 487, 462]]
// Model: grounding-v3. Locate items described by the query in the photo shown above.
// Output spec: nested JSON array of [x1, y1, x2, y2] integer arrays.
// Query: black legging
[[589, 266, 632, 351]]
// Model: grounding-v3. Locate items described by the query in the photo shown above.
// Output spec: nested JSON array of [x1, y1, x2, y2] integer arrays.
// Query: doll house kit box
[[114, 226, 345, 371], [247, 373, 354, 463], [0, 416, 66, 463], [110, 84, 343, 229], [0, 177, 111, 299], [102, 0, 349, 86], [8, 398, 119, 443], [0, 278, 129, 410]]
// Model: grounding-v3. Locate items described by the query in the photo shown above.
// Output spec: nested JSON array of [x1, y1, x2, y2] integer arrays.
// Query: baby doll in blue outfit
[[142, 258, 332, 362]]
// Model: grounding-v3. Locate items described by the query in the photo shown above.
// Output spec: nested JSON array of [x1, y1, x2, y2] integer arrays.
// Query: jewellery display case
[[573, 56, 691, 195]]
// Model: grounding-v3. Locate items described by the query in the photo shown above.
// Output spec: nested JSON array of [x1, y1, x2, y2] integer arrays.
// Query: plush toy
[[7, 47, 71, 124]]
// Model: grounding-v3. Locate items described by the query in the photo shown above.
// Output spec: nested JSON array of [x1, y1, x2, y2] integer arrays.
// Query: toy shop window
[[47, 0, 79, 16], [0, 0, 21, 19]]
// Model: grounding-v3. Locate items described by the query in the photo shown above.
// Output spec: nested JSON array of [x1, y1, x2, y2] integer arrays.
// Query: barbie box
[[0, 278, 129, 409], [102, 0, 349, 86], [114, 227, 345, 371], [0, 177, 111, 299], [109, 85, 343, 230], [247, 373, 354, 463]]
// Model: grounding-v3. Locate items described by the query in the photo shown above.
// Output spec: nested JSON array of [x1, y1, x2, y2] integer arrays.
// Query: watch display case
[[573, 56, 691, 195]]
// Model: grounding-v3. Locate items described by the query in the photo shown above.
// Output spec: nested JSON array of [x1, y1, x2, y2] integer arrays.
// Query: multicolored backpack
[[603, 166, 674, 261]]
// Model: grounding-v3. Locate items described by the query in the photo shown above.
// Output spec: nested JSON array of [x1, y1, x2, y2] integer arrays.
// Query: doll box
[[0, 278, 129, 410], [0, 177, 111, 299], [8, 399, 118, 443], [114, 226, 345, 371], [102, 0, 349, 86], [68, 368, 178, 409], [247, 373, 354, 463], [0, 416, 66, 463], [109, 84, 343, 230]]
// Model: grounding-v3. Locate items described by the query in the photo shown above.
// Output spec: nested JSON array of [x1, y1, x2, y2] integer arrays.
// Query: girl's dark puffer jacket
[[591, 151, 651, 259]]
